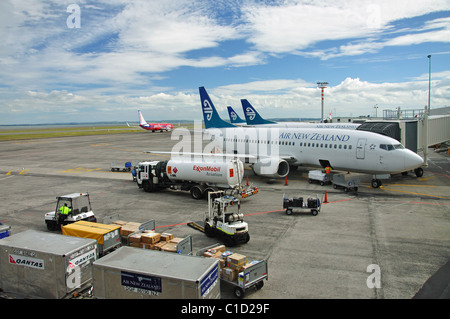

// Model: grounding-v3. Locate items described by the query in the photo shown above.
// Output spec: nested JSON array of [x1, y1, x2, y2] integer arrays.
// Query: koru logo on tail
[[203, 100, 213, 121], [246, 107, 255, 120]]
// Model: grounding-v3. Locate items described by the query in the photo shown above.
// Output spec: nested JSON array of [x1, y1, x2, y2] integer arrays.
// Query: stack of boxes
[[111, 220, 181, 253], [202, 245, 248, 282]]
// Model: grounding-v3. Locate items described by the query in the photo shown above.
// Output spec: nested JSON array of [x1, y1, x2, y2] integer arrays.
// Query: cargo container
[[93, 246, 220, 299], [62, 221, 121, 256], [0, 230, 97, 299]]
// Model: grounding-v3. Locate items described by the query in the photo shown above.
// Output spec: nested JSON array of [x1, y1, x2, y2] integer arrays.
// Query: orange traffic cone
[[324, 191, 328, 203]]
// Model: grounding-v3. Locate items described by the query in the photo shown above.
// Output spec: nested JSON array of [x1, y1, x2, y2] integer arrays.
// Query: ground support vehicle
[[0, 230, 97, 299], [196, 243, 268, 299], [110, 160, 140, 172], [62, 221, 121, 256], [45, 193, 97, 231], [0, 222, 10, 239], [92, 246, 220, 299], [308, 170, 333, 186], [135, 159, 258, 200], [283, 194, 323, 216], [332, 174, 360, 193], [203, 191, 250, 246]]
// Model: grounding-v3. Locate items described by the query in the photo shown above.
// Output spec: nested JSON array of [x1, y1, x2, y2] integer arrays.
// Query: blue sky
[[0, 0, 449, 124]]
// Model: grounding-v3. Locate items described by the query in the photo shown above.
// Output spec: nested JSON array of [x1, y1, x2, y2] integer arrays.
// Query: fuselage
[[140, 123, 174, 131], [206, 126, 423, 175]]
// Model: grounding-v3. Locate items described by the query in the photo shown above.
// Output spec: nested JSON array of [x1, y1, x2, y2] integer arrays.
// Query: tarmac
[[0, 130, 449, 299]]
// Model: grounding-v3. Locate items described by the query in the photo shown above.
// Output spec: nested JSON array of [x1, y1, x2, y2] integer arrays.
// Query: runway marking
[[60, 167, 102, 173], [381, 187, 449, 199], [6, 171, 12, 175], [19, 169, 29, 175]]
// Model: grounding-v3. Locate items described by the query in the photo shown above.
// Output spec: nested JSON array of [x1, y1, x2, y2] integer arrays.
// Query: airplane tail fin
[[227, 106, 246, 124], [241, 99, 276, 125], [199, 87, 235, 129], [138, 110, 147, 126]]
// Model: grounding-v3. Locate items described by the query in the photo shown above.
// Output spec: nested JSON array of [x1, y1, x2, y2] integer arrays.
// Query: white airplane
[[241, 99, 361, 129], [199, 87, 424, 188]]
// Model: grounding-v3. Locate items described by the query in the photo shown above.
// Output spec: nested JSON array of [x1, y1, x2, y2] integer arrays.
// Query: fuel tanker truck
[[135, 159, 258, 199]]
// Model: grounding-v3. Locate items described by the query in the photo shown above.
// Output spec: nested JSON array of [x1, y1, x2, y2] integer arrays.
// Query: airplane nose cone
[[404, 151, 424, 170]]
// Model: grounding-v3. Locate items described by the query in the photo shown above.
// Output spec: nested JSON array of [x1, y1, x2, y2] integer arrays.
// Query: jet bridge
[[357, 113, 450, 153]]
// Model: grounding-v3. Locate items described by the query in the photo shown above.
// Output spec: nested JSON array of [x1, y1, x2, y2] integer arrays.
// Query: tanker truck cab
[[204, 191, 250, 246], [45, 193, 97, 231]]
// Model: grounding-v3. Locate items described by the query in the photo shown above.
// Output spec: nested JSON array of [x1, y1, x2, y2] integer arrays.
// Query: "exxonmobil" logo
[[193, 165, 221, 173]]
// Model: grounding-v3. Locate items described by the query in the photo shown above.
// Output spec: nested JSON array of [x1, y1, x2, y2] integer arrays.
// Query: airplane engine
[[252, 158, 289, 178]]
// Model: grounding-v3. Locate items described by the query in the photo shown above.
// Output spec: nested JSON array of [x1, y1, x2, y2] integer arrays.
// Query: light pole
[[317, 82, 328, 123], [427, 55, 431, 113], [373, 104, 378, 118]]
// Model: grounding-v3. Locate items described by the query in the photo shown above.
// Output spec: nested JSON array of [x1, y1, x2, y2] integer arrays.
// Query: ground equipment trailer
[[308, 170, 333, 186], [62, 221, 121, 256], [283, 194, 323, 216], [101, 215, 193, 255], [196, 243, 268, 299], [110, 160, 140, 172], [203, 191, 250, 246], [92, 246, 220, 299], [135, 158, 258, 200], [45, 193, 97, 231], [332, 173, 360, 193], [0, 230, 97, 299]]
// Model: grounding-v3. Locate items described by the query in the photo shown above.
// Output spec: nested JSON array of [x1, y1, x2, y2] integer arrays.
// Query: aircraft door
[[356, 138, 366, 159]]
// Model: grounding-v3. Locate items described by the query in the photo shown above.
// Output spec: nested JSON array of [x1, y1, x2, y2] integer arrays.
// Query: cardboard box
[[129, 242, 140, 248], [160, 233, 174, 241], [222, 267, 237, 281], [141, 232, 160, 244], [129, 233, 142, 243], [112, 220, 128, 226], [160, 242, 177, 253], [207, 245, 226, 254], [169, 237, 183, 244], [121, 223, 141, 237], [227, 253, 247, 271], [153, 241, 167, 250]]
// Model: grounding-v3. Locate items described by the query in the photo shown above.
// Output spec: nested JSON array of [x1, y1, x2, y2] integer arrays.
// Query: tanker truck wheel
[[190, 186, 204, 199]]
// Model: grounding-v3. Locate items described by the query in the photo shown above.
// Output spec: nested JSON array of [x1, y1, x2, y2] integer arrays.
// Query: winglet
[[241, 99, 276, 125], [199, 87, 235, 129]]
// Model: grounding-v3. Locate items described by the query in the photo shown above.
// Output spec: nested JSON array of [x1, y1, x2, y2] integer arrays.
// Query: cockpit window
[[380, 144, 405, 151]]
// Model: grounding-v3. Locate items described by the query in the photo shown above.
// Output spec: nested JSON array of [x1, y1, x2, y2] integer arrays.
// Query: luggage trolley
[[282, 194, 323, 216]]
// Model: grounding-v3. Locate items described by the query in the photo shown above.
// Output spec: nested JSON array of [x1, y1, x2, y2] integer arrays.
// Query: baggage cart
[[283, 194, 323, 216], [196, 244, 268, 299], [92, 246, 220, 299], [110, 160, 140, 172], [308, 170, 332, 186], [332, 174, 360, 193], [0, 230, 97, 299]]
